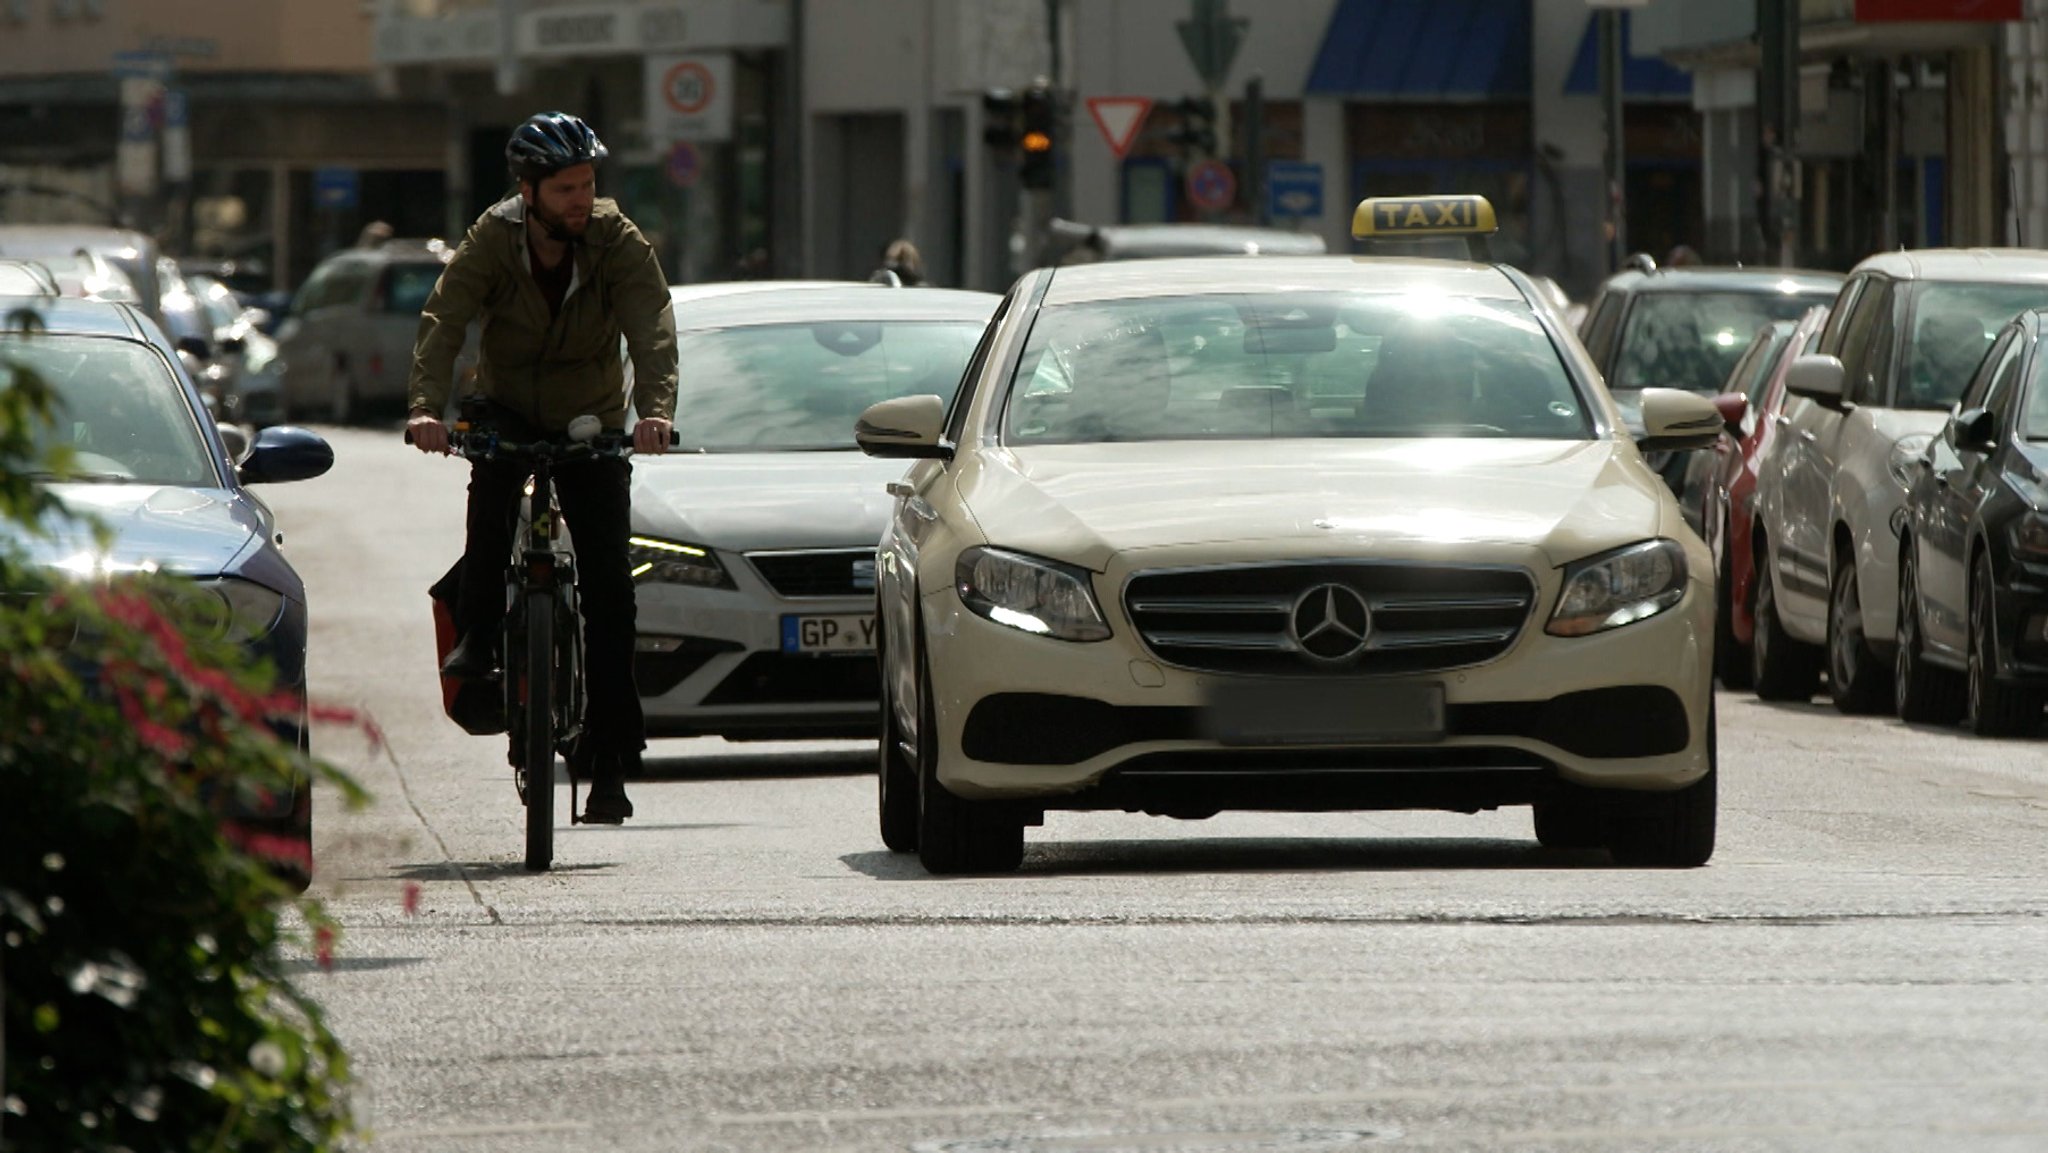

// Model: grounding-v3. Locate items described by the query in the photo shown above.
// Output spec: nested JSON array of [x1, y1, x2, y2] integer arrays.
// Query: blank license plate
[[1202, 680, 1445, 746], [781, 613, 876, 654]]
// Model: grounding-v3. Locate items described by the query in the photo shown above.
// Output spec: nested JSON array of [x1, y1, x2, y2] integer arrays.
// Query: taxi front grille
[[746, 549, 877, 599], [1123, 561, 1536, 676]]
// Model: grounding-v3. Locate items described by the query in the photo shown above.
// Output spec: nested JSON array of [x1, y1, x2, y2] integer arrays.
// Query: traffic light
[[1166, 96, 1216, 155], [982, 89, 1020, 150], [1019, 82, 1057, 191]]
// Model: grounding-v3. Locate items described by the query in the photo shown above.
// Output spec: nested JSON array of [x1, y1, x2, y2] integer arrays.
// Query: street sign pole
[[1177, 0, 1246, 162], [1600, 9, 1626, 270]]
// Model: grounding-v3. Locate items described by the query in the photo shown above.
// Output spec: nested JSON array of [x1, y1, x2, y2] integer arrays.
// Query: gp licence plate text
[[781, 613, 876, 654]]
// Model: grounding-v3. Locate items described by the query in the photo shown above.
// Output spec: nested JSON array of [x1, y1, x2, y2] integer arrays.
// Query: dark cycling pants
[[457, 453, 645, 762]]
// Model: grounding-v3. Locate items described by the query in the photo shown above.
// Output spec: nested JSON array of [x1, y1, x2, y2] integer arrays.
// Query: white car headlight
[[954, 546, 1111, 642], [629, 535, 733, 589], [1547, 539, 1688, 637]]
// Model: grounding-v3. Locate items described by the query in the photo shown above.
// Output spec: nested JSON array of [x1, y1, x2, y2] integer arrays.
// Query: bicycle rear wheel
[[523, 590, 555, 872]]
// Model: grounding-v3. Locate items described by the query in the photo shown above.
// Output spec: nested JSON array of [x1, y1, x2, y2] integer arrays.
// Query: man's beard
[[528, 197, 588, 243]]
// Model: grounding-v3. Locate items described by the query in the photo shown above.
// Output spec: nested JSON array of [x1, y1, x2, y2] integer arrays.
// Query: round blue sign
[[666, 141, 701, 190], [1186, 159, 1236, 212]]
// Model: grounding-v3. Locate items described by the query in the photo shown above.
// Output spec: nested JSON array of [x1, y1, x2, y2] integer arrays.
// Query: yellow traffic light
[[1021, 131, 1052, 154]]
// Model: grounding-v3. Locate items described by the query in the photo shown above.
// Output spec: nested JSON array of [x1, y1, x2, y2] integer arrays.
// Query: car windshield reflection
[[1002, 291, 1591, 444], [1, 334, 218, 486]]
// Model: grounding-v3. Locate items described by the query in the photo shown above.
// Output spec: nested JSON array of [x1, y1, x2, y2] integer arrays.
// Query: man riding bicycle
[[406, 110, 677, 825]]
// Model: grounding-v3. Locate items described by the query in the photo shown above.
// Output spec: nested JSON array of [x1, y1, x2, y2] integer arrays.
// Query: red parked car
[[1689, 305, 1831, 688]]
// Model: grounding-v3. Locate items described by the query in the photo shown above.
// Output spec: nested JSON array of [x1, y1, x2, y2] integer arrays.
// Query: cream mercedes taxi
[[856, 197, 1726, 874]]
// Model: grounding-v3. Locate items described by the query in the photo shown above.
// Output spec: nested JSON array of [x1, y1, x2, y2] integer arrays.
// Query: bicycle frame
[[502, 453, 587, 871]]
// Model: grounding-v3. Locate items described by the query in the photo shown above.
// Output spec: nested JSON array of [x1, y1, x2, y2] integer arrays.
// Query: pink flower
[[402, 882, 421, 917]]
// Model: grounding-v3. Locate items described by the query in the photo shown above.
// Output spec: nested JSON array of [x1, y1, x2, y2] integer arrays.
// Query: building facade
[[0, 0, 449, 291], [1637, 0, 2017, 269], [372, 0, 795, 287]]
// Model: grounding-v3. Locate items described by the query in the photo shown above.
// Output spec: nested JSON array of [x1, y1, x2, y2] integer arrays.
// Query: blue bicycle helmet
[[506, 111, 609, 183]]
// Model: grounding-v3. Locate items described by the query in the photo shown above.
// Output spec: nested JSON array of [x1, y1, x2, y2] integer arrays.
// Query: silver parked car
[[275, 238, 467, 423], [628, 281, 1000, 740]]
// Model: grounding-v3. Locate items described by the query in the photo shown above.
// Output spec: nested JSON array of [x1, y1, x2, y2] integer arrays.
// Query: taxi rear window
[[1003, 292, 1588, 444]]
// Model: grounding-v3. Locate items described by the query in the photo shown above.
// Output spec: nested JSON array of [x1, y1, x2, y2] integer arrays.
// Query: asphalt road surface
[[275, 426, 2048, 1152]]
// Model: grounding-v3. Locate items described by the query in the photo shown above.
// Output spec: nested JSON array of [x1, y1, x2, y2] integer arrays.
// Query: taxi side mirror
[[1785, 354, 1846, 404], [855, 395, 953, 460], [1955, 407, 1997, 453], [1636, 388, 1723, 453]]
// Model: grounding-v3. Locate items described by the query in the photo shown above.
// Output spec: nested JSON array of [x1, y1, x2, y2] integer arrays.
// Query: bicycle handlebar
[[405, 424, 680, 459]]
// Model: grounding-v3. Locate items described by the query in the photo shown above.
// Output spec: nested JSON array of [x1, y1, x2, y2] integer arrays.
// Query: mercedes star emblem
[[1289, 583, 1372, 664]]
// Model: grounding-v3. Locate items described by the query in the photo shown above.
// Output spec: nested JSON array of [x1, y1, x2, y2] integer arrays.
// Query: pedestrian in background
[[877, 238, 925, 286]]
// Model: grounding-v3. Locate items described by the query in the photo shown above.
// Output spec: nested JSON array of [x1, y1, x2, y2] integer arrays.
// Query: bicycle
[[411, 414, 649, 871]]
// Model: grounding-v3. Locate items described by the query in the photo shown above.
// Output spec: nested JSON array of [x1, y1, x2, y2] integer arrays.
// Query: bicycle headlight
[[628, 535, 733, 589], [954, 546, 1111, 641], [1547, 539, 1689, 637]]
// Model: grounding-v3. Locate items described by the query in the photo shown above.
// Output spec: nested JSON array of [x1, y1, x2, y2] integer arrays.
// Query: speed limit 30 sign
[[645, 53, 733, 142]]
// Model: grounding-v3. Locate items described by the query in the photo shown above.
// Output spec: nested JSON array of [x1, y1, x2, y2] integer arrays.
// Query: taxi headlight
[[954, 546, 1111, 642], [628, 535, 733, 589], [2009, 514, 2048, 558], [1547, 539, 1688, 637]]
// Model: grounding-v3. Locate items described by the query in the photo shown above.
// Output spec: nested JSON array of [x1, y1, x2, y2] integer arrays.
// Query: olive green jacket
[[407, 195, 677, 431]]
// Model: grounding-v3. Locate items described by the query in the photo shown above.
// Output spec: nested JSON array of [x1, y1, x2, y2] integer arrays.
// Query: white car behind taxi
[[858, 197, 1726, 874]]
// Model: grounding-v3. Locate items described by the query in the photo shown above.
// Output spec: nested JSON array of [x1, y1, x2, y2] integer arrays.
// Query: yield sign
[[1086, 96, 1153, 160]]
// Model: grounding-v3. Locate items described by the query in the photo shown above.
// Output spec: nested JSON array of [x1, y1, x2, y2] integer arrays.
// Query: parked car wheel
[[1750, 544, 1821, 701], [914, 641, 1024, 875], [875, 620, 918, 854], [1713, 533, 1752, 690], [1894, 546, 1965, 724], [1967, 554, 2042, 737], [1827, 558, 1891, 714]]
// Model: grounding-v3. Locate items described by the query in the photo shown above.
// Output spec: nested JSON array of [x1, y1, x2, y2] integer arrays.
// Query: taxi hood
[[956, 439, 1672, 569]]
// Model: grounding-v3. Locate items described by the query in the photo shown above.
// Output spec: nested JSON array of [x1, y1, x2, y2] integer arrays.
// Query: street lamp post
[[1588, 0, 1646, 273]]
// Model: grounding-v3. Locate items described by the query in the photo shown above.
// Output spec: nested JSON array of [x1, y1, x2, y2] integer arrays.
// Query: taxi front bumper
[[919, 573, 1714, 805]]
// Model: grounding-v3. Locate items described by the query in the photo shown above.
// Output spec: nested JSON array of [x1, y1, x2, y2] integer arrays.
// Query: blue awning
[[1306, 0, 1531, 101], [1563, 12, 1693, 100]]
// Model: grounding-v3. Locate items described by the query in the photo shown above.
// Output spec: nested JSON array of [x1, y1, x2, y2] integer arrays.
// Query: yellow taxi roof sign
[[1351, 195, 1498, 240]]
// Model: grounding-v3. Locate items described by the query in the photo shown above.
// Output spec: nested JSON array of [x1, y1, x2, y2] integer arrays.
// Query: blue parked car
[[0, 294, 333, 875]]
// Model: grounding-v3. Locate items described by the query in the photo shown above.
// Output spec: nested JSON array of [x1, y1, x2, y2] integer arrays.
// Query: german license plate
[[1201, 680, 1445, 746], [781, 613, 876, 654]]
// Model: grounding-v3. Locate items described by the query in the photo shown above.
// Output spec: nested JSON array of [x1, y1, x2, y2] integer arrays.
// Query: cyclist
[[405, 110, 677, 825]]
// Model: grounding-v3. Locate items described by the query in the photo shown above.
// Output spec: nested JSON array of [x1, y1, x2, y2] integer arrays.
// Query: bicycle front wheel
[[522, 590, 555, 872]]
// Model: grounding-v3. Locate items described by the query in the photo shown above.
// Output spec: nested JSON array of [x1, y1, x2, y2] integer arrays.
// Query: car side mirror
[[855, 395, 953, 460], [1711, 393, 1748, 436], [238, 425, 335, 484], [1956, 407, 1998, 453], [1635, 388, 1723, 453], [1785, 354, 1846, 403], [174, 335, 211, 362]]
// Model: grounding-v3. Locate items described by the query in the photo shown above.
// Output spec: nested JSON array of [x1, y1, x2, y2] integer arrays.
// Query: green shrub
[[1, 322, 366, 1151]]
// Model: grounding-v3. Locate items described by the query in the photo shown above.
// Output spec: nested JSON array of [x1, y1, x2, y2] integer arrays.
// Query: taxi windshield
[[673, 320, 984, 451], [0, 335, 218, 486], [1002, 291, 1590, 444], [1901, 282, 2047, 411], [1612, 291, 1826, 393]]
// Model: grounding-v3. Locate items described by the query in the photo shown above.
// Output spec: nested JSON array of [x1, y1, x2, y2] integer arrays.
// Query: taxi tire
[[1895, 547, 1964, 725], [1966, 555, 2043, 737], [876, 620, 919, 853], [1606, 700, 1716, 869], [1827, 561, 1891, 715], [914, 644, 1024, 875], [1750, 549, 1821, 701], [1531, 786, 1603, 851]]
